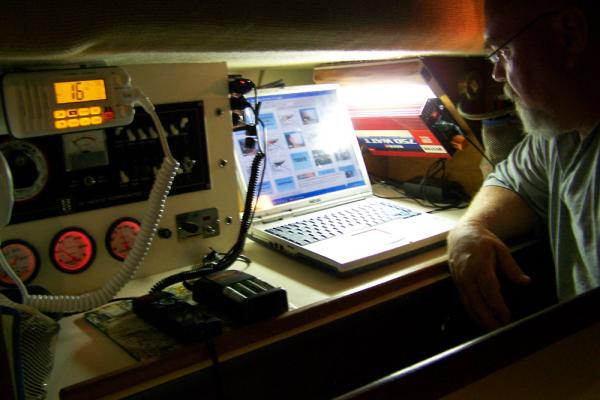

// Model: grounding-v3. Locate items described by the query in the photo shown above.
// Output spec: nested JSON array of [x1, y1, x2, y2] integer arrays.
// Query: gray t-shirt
[[484, 129, 599, 301]]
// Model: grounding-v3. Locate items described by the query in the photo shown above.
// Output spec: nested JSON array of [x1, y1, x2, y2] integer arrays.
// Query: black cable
[[150, 86, 266, 293], [418, 160, 447, 209], [462, 133, 493, 165], [149, 150, 264, 293], [206, 339, 224, 400], [373, 193, 411, 200], [108, 297, 137, 303], [257, 79, 285, 89], [372, 178, 410, 200], [399, 159, 470, 210]]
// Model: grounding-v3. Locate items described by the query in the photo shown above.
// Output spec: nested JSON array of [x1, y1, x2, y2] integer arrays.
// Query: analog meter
[[0, 239, 40, 287], [50, 227, 96, 273], [0, 140, 48, 202], [106, 217, 141, 261]]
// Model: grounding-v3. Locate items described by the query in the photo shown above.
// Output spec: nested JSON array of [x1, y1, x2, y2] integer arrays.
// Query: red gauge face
[[106, 218, 141, 261], [0, 239, 40, 286], [50, 228, 96, 273]]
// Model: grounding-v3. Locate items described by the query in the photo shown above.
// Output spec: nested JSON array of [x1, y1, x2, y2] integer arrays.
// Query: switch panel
[[176, 208, 220, 240], [0, 101, 210, 224]]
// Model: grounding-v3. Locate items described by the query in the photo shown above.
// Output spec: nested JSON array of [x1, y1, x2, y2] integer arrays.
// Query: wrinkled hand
[[447, 223, 531, 330]]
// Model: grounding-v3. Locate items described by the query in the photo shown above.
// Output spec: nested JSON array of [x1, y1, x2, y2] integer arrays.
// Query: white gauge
[[0, 140, 49, 202], [62, 130, 110, 171]]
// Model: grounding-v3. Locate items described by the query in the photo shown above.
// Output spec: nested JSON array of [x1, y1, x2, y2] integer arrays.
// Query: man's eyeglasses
[[487, 10, 561, 63]]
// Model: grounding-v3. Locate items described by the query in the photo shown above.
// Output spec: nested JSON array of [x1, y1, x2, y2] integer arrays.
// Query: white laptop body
[[232, 84, 454, 274]]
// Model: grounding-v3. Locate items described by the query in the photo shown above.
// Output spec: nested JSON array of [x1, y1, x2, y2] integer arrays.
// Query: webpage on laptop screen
[[233, 88, 367, 209]]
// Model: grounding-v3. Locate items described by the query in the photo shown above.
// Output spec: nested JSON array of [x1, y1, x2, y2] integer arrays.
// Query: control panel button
[[83, 176, 96, 186], [55, 120, 68, 129], [77, 107, 90, 116], [102, 107, 115, 121], [53, 110, 67, 119]]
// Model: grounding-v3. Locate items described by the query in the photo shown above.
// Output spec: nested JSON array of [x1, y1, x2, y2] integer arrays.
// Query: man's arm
[[447, 185, 536, 330]]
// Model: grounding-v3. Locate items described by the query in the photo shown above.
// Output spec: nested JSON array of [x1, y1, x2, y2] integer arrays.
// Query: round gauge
[[0, 140, 49, 202], [50, 227, 96, 273], [106, 217, 141, 261], [0, 239, 40, 287]]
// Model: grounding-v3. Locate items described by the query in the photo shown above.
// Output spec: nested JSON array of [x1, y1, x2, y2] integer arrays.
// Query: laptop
[[232, 84, 455, 274]]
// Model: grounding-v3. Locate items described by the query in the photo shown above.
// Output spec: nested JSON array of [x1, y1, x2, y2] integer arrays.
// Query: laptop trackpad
[[305, 227, 412, 265], [350, 228, 401, 245]]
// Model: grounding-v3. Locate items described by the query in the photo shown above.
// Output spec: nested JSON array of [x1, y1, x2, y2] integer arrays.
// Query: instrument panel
[[0, 63, 240, 295], [1, 101, 210, 224]]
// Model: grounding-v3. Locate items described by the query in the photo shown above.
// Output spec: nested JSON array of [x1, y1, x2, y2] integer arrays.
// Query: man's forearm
[[452, 185, 536, 241], [446, 185, 535, 329]]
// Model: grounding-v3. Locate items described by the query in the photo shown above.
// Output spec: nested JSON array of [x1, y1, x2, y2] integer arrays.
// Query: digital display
[[54, 79, 107, 104]]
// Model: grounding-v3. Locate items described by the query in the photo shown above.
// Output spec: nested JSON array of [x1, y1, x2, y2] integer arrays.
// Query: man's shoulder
[[512, 133, 571, 158]]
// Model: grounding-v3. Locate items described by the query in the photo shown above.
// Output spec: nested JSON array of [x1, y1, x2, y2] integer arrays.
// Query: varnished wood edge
[[60, 260, 450, 399]]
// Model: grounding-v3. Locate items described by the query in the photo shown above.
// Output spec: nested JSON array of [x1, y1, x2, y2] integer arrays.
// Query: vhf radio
[[2, 67, 136, 139]]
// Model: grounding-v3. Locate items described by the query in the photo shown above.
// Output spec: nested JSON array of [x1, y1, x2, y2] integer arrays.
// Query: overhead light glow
[[339, 83, 435, 117]]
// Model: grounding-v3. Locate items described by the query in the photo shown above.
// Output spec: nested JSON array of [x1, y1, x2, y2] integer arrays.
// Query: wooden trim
[[60, 259, 450, 399], [60, 237, 554, 399], [337, 287, 600, 400], [60, 237, 552, 399], [313, 59, 426, 86]]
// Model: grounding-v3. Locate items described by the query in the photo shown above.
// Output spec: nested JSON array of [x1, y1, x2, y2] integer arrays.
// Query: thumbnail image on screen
[[233, 88, 367, 209]]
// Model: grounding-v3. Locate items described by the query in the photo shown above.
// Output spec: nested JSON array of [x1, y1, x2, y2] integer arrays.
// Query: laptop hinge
[[254, 193, 370, 224]]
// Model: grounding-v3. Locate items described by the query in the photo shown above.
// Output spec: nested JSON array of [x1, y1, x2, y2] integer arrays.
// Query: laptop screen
[[232, 85, 369, 210]]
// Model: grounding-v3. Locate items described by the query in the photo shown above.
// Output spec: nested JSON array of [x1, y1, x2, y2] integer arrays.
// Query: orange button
[[102, 110, 115, 120], [79, 117, 91, 126], [90, 106, 102, 115], [451, 135, 467, 151], [77, 107, 90, 116], [90, 116, 102, 125], [67, 109, 78, 117], [55, 120, 68, 129], [67, 119, 80, 128], [53, 110, 67, 119]]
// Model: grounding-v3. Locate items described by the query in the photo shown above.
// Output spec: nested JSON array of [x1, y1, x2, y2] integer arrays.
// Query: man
[[447, 0, 599, 330]]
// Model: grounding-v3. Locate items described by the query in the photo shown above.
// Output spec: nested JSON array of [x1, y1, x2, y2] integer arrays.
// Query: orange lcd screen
[[54, 80, 107, 104]]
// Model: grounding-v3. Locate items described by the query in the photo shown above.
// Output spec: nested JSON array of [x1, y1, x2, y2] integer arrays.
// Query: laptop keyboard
[[265, 201, 420, 246]]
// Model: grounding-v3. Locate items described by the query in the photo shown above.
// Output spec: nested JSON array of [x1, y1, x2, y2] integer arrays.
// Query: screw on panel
[[215, 108, 224, 116], [218, 159, 229, 168], [225, 216, 233, 224]]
